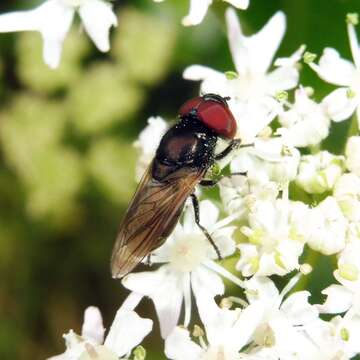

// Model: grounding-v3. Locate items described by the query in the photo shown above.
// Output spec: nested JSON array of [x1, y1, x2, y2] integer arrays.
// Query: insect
[[111, 93, 240, 279]]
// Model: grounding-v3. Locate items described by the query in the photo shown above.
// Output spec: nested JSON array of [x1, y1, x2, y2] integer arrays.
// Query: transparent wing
[[111, 162, 205, 278]]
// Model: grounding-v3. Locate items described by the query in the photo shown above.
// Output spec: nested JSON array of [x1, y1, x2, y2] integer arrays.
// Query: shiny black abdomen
[[152, 116, 217, 181]]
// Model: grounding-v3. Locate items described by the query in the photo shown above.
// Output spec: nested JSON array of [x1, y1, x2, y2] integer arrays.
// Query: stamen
[[204, 260, 244, 288], [183, 273, 192, 327], [347, 22, 360, 68], [278, 273, 301, 304], [227, 296, 249, 308], [210, 210, 242, 232]]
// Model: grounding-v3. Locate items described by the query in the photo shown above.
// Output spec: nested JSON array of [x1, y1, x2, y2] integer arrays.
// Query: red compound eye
[[178, 95, 237, 139], [197, 100, 237, 139]]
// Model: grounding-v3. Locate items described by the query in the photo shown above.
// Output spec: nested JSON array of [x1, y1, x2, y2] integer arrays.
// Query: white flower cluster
[[0, 0, 117, 68], [8, 1, 357, 359], [0, 0, 248, 68], [85, 9, 359, 360], [49, 302, 153, 360]]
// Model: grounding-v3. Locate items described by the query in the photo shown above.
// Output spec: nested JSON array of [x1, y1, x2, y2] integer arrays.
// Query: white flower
[[121, 200, 243, 338], [345, 136, 360, 176], [133, 116, 168, 181], [319, 240, 360, 317], [230, 135, 300, 186], [184, 9, 302, 143], [237, 197, 309, 277], [242, 276, 320, 359], [278, 87, 331, 147], [334, 173, 360, 222], [296, 151, 345, 194], [309, 18, 360, 127], [0, 0, 117, 68], [154, 0, 249, 26], [48, 305, 152, 360], [165, 301, 264, 360], [219, 174, 279, 219], [305, 196, 348, 255], [305, 315, 360, 359]]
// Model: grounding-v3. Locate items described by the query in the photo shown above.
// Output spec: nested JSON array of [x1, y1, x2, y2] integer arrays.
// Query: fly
[[111, 94, 241, 278]]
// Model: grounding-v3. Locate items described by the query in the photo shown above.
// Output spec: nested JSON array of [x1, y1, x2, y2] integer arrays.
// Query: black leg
[[199, 179, 219, 187], [215, 139, 254, 161], [200, 172, 247, 187], [215, 139, 241, 161], [190, 193, 222, 260]]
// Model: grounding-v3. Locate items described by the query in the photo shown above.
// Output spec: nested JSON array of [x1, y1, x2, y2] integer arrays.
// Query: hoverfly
[[111, 94, 240, 279]]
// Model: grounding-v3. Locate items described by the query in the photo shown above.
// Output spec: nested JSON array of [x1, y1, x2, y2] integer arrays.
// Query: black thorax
[[152, 116, 217, 181]]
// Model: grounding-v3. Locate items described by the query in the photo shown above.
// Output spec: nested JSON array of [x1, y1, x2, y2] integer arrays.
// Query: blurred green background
[[0, 0, 359, 359]]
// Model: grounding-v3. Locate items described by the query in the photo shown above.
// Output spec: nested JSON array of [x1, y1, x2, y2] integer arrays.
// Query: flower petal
[[47, 330, 86, 360], [280, 291, 319, 325], [231, 301, 265, 349], [183, 64, 223, 81], [35, 1, 75, 69], [274, 44, 306, 67], [279, 89, 331, 148], [226, 8, 286, 75], [211, 230, 236, 259], [78, 0, 117, 52], [244, 276, 280, 304], [81, 306, 105, 344], [322, 87, 358, 122], [104, 309, 152, 357], [197, 200, 219, 229], [268, 315, 320, 359], [119, 292, 143, 311], [266, 66, 299, 92], [184, 66, 233, 101], [317, 284, 353, 314], [225, 0, 249, 9], [122, 266, 184, 338], [0, 0, 75, 68], [134, 116, 168, 181], [191, 266, 224, 323], [165, 327, 203, 360], [0, 7, 47, 32], [181, 0, 212, 26], [225, 8, 246, 75], [231, 97, 280, 143], [310, 48, 356, 87]]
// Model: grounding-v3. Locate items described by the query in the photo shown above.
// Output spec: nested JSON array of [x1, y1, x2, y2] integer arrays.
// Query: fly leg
[[215, 139, 254, 161], [190, 193, 222, 260], [200, 172, 247, 187], [215, 139, 241, 160]]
